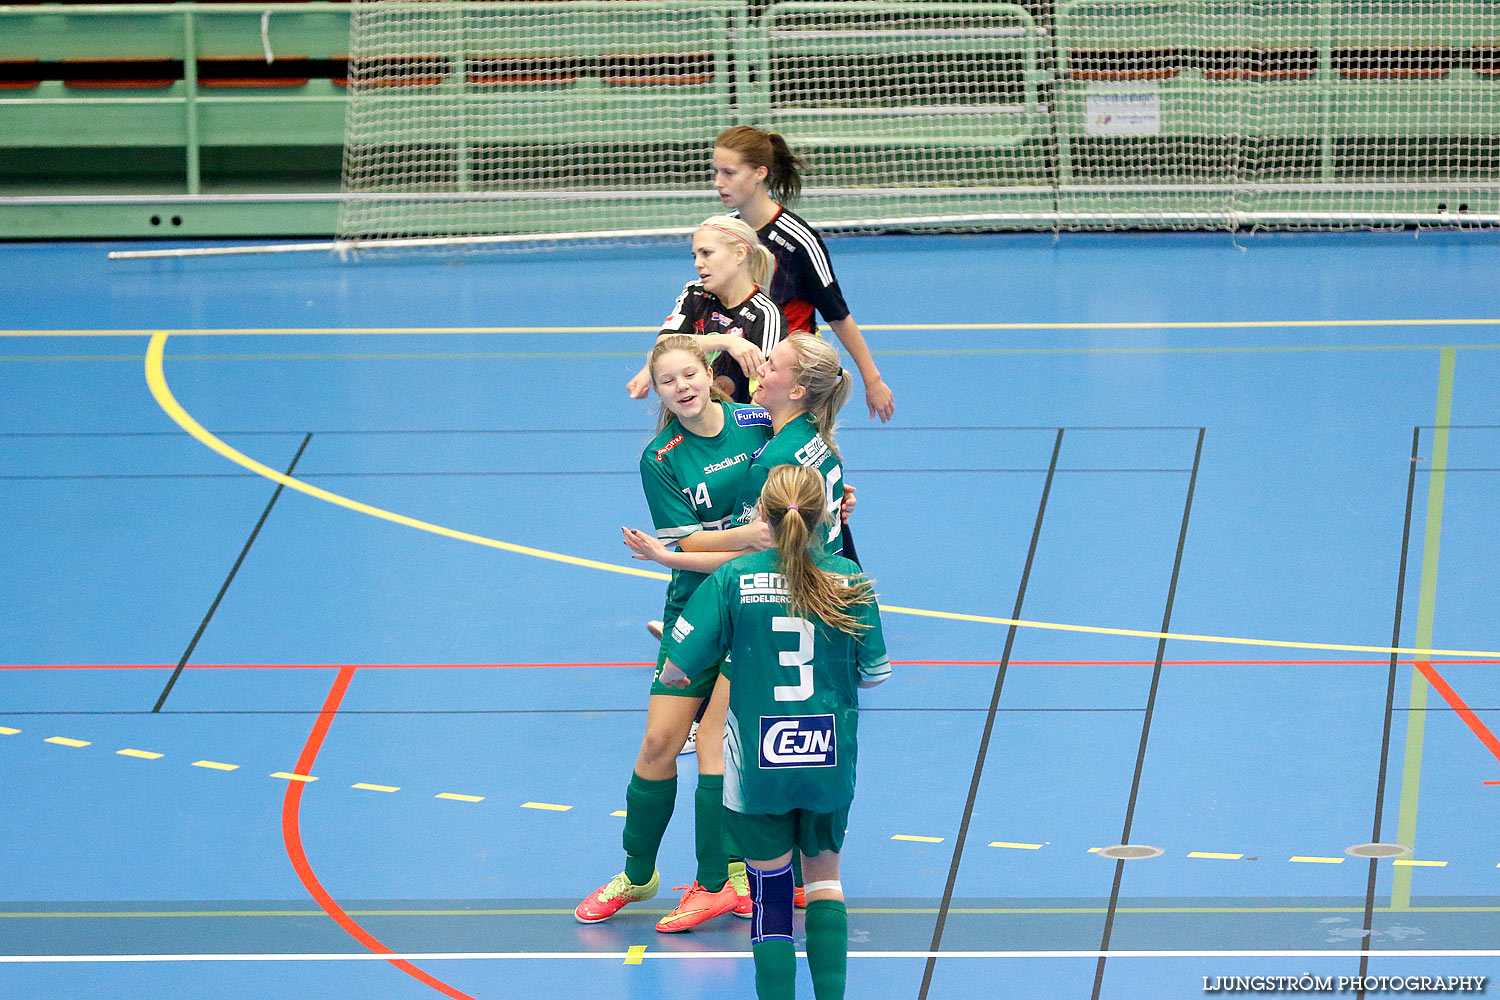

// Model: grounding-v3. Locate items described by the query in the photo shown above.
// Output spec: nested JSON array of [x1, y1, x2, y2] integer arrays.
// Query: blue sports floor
[[2, 230, 1499, 999]]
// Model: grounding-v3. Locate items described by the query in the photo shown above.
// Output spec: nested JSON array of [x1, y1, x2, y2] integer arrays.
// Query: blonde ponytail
[[782, 334, 852, 456], [761, 465, 875, 635]]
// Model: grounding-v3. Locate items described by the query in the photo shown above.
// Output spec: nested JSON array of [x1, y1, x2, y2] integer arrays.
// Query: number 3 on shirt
[[772, 616, 814, 701]]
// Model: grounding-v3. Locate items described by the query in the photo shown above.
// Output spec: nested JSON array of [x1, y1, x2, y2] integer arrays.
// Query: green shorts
[[650, 617, 728, 697], [723, 805, 849, 862]]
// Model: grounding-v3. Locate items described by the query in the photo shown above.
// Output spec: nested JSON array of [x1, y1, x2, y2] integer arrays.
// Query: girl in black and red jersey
[[627, 215, 788, 405], [711, 125, 896, 423]]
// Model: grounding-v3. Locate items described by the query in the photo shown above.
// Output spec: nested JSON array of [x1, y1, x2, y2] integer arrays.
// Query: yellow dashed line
[[271, 772, 317, 783], [1393, 859, 1448, 868], [437, 793, 484, 803], [352, 783, 400, 793], [45, 737, 90, 748], [521, 802, 571, 812], [116, 749, 163, 760], [892, 834, 944, 844], [1087, 847, 1103, 853], [1290, 856, 1345, 864], [191, 760, 239, 771], [0, 726, 20, 736], [625, 945, 648, 965], [1189, 852, 1245, 860], [611, 810, 628, 818], [989, 842, 1044, 850]]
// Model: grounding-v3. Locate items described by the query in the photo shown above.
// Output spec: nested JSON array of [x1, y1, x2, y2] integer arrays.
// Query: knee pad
[[747, 863, 795, 944]]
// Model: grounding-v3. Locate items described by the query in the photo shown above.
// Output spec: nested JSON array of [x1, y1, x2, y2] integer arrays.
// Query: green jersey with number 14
[[669, 548, 890, 815], [640, 401, 773, 618]]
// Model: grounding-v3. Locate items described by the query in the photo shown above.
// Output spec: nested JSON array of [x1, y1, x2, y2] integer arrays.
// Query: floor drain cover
[[1097, 844, 1164, 860], [1346, 842, 1411, 859]]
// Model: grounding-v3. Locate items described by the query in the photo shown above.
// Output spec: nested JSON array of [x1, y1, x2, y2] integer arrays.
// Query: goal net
[[337, 0, 1500, 242]]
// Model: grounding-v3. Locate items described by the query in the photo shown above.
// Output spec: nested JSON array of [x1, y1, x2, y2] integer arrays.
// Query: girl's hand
[[659, 661, 691, 688], [626, 368, 652, 399], [743, 519, 774, 551], [622, 526, 671, 563], [718, 336, 766, 377], [865, 378, 895, 422], [841, 483, 857, 524]]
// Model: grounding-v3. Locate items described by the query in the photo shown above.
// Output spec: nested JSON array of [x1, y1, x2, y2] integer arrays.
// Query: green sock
[[805, 899, 848, 1000], [693, 773, 728, 891], [622, 771, 676, 886], [752, 939, 797, 1000]]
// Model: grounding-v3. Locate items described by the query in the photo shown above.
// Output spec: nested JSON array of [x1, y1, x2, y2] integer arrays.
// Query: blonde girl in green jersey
[[659, 464, 890, 1000], [576, 334, 773, 933], [623, 332, 855, 573]]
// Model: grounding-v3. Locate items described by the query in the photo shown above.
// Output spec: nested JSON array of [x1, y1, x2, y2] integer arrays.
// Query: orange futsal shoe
[[728, 862, 752, 918], [794, 885, 807, 909], [655, 881, 739, 933], [575, 870, 659, 924]]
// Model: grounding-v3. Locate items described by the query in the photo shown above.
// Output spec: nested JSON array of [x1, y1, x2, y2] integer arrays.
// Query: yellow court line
[[1393, 859, 1448, 868], [892, 834, 945, 844], [436, 793, 484, 803], [520, 802, 571, 812], [9, 317, 1500, 338], [190, 760, 238, 771], [116, 749, 163, 760], [144, 333, 669, 584], [1188, 852, 1244, 861], [610, 810, 628, 818], [624, 945, 648, 965], [989, 842, 1044, 850], [1290, 856, 1344, 864], [270, 772, 317, 783], [143, 332, 1500, 661], [0, 727, 20, 736], [352, 783, 400, 793], [44, 737, 90, 748]]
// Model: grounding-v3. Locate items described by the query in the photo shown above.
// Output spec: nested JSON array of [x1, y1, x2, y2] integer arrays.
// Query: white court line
[[2, 949, 1498, 964]]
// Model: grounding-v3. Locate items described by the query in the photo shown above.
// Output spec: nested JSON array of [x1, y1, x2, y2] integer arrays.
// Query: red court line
[[1414, 660, 1500, 765], [281, 665, 477, 1000], [6, 659, 1500, 670]]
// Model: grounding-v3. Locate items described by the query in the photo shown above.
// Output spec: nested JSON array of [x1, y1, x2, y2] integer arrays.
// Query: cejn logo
[[759, 715, 836, 769]]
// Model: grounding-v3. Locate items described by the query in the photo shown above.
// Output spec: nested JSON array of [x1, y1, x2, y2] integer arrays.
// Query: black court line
[[1090, 426, 1205, 1000], [150, 433, 312, 714], [915, 427, 1064, 1000], [1355, 428, 1421, 999]]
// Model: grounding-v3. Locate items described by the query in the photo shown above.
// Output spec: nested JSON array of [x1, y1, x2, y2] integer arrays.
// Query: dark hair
[[715, 125, 805, 205]]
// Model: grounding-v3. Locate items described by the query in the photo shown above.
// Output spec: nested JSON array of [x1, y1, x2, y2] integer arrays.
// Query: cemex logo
[[759, 715, 836, 768]]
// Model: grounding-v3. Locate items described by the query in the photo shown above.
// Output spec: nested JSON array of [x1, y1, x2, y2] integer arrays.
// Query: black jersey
[[750, 206, 851, 335], [660, 280, 787, 403]]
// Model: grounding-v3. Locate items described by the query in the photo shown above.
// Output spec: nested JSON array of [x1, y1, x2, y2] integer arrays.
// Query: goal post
[[332, 0, 1500, 244]]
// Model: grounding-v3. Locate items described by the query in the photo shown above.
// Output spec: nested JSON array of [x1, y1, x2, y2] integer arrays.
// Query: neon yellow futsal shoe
[[728, 862, 752, 919], [655, 881, 738, 933], [575, 869, 659, 924]]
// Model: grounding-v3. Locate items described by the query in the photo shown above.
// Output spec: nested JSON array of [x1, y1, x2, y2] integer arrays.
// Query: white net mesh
[[338, 0, 1500, 242]]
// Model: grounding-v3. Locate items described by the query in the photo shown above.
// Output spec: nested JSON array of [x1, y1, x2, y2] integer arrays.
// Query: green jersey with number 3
[[669, 548, 890, 815], [640, 400, 773, 619]]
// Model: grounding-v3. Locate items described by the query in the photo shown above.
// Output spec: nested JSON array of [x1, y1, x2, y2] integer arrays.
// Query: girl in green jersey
[[576, 334, 773, 933], [659, 464, 890, 1000]]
